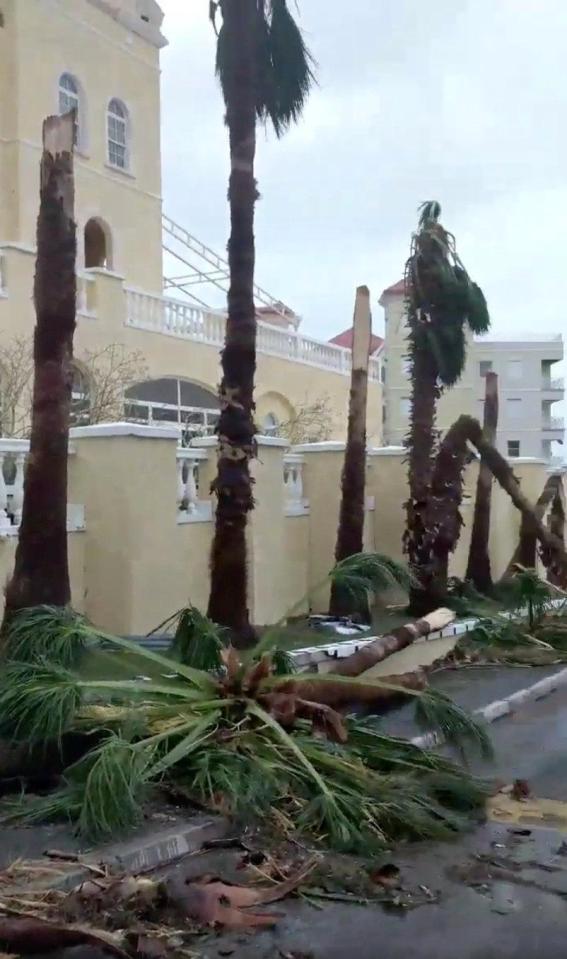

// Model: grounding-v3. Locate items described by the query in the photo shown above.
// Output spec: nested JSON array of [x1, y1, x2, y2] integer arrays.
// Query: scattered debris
[[0, 916, 130, 958], [369, 863, 401, 890]]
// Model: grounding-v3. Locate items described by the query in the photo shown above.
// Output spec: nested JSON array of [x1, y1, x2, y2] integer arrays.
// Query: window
[[507, 398, 522, 420], [124, 378, 219, 444], [507, 440, 521, 458], [479, 360, 492, 376], [400, 397, 411, 418], [263, 413, 279, 436], [507, 360, 523, 381], [58, 73, 80, 146], [84, 218, 112, 269], [70, 367, 90, 426], [107, 99, 129, 170]]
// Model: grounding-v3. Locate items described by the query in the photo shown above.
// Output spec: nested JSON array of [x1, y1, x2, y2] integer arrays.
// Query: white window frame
[[58, 72, 83, 150], [507, 360, 523, 382], [507, 440, 521, 458], [107, 98, 130, 171], [479, 360, 492, 377]]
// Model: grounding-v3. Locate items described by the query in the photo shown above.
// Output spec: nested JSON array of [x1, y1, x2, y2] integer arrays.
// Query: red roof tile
[[329, 328, 384, 355], [381, 279, 405, 296]]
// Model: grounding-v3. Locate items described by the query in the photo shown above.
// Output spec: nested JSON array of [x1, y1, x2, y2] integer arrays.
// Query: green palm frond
[[169, 606, 226, 671], [330, 552, 413, 605], [415, 688, 493, 760], [418, 200, 442, 229], [215, 0, 315, 138], [2, 606, 97, 667], [69, 736, 155, 839], [0, 661, 82, 745], [271, 647, 297, 675]]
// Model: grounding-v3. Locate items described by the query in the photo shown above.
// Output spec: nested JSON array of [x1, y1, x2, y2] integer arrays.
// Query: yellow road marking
[[487, 794, 567, 832]]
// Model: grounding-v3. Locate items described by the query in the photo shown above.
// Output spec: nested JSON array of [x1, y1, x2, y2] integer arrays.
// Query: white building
[[379, 281, 565, 462]]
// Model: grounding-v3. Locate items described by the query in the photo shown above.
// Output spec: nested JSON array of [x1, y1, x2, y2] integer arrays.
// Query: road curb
[[412, 665, 567, 750], [49, 814, 229, 891]]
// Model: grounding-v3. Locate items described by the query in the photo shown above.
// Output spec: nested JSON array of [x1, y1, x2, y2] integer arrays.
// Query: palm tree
[[329, 286, 372, 620], [466, 370, 499, 592], [3, 114, 76, 626], [207, 0, 314, 646], [404, 202, 490, 615], [427, 414, 567, 591]]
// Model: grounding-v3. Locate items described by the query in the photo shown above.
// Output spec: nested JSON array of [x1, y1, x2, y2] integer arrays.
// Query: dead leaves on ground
[[0, 854, 317, 955]]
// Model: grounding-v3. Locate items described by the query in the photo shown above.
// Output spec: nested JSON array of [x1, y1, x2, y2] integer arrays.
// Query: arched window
[[124, 378, 219, 444], [107, 98, 129, 170], [58, 73, 80, 146], [70, 366, 90, 426], [263, 412, 279, 436], [84, 217, 112, 269]]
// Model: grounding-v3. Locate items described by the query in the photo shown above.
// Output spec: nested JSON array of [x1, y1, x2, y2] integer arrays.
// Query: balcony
[[542, 375, 565, 398], [125, 288, 382, 382], [542, 416, 565, 437]]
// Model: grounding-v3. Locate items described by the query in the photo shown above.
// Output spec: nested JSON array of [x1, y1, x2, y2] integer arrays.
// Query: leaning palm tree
[[207, 0, 314, 645], [404, 202, 490, 615]]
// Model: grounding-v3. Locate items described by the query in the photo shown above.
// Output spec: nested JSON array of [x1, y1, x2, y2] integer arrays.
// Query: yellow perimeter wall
[[0, 427, 562, 634]]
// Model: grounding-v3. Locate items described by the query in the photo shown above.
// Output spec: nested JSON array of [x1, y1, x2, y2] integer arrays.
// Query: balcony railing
[[543, 416, 565, 431], [0, 439, 84, 532], [125, 287, 382, 382], [542, 376, 565, 391]]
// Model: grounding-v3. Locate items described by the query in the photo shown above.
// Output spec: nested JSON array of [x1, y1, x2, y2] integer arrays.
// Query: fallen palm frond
[[0, 606, 98, 667], [0, 606, 491, 851]]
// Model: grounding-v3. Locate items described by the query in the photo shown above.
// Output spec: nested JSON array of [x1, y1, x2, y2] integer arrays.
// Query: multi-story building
[[0, 0, 383, 445], [378, 281, 565, 462]]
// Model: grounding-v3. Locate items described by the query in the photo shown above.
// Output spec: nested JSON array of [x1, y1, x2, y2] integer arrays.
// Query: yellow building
[[0, 0, 383, 444]]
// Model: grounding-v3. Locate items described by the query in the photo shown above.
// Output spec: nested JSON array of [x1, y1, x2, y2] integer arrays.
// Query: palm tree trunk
[[502, 475, 562, 577], [406, 315, 441, 616], [466, 371, 499, 592], [275, 670, 427, 710], [207, 0, 258, 647], [328, 607, 455, 677], [3, 114, 76, 622], [329, 286, 371, 620], [547, 483, 565, 587], [440, 416, 567, 586]]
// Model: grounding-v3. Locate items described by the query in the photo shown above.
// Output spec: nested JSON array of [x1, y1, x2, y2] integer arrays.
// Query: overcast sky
[[159, 0, 566, 356]]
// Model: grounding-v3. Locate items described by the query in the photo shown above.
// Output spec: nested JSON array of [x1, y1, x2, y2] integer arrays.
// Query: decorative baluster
[[176, 456, 188, 511], [0, 454, 11, 528], [11, 453, 25, 525], [186, 462, 198, 513]]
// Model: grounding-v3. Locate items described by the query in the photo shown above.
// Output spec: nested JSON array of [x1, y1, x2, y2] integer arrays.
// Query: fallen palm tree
[[0, 600, 490, 852], [502, 474, 564, 578], [416, 415, 567, 606]]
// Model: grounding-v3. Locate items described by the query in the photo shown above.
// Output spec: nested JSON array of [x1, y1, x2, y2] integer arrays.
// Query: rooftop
[[329, 327, 384, 355]]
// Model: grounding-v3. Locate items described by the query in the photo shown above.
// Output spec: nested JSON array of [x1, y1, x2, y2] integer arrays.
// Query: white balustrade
[[0, 439, 84, 534], [176, 448, 212, 523], [125, 288, 382, 382], [283, 454, 309, 516], [77, 272, 96, 317]]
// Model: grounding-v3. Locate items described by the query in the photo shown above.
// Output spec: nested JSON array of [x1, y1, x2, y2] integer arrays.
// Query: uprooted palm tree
[[3, 113, 77, 629], [207, 0, 314, 646], [404, 202, 490, 616], [0, 597, 491, 852], [421, 414, 567, 603]]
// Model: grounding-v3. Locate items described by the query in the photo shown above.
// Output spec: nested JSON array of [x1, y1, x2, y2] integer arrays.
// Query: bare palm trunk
[[3, 114, 76, 622], [275, 669, 427, 711], [406, 316, 441, 616], [207, 0, 257, 647], [503, 475, 562, 577], [329, 286, 371, 620], [328, 607, 455, 677], [437, 415, 567, 586], [547, 482, 565, 587], [466, 371, 499, 592]]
